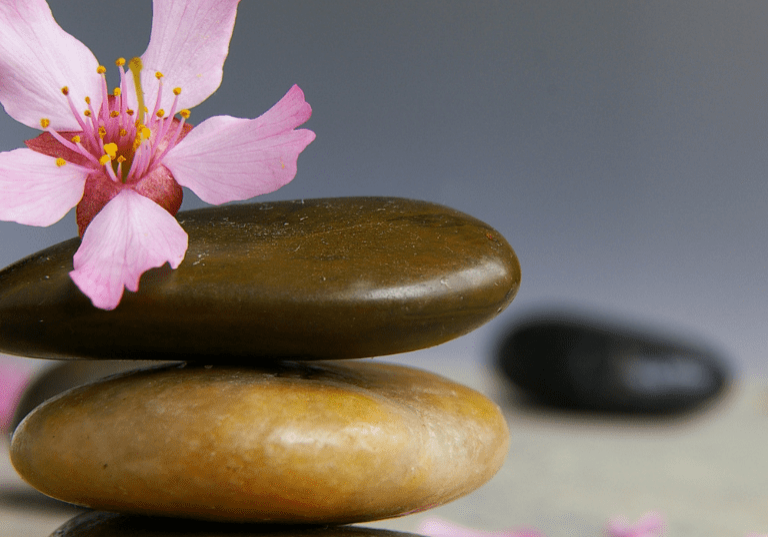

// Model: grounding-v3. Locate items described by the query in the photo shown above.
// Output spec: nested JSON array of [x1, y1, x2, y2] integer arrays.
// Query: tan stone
[[51, 511, 421, 537], [13, 361, 509, 524]]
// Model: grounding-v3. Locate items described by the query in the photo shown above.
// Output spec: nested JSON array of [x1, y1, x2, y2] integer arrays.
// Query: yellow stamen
[[55, 158, 66, 167], [97, 65, 107, 75], [61, 86, 69, 95], [115, 57, 126, 67], [179, 109, 190, 119], [126, 109, 135, 116], [119, 128, 127, 137], [156, 109, 165, 118], [99, 154, 111, 166], [40, 118, 50, 128], [110, 110, 120, 118], [155, 71, 164, 79], [84, 110, 92, 117], [113, 87, 121, 96], [98, 126, 106, 138], [128, 57, 145, 125], [173, 87, 181, 96], [140, 126, 151, 140], [117, 155, 126, 163], [103, 143, 118, 159], [85, 96, 91, 104], [71, 135, 81, 143]]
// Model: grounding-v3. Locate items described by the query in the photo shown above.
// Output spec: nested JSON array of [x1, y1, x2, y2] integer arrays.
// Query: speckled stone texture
[[12, 361, 509, 524]]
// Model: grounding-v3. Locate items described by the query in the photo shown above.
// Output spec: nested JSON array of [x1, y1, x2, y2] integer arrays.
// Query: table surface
[[2, 354, 766, 537]]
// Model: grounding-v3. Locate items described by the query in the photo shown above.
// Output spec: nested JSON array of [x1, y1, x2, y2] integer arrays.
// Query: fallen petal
[[418, 517, 544, 537], [605, 512, 664, 537], [163, 85, 315, 205], [139, 0, 240, 112], [69, 190, 188, 310], [0, 148, 88, 226], [0, 0, 102, 130]]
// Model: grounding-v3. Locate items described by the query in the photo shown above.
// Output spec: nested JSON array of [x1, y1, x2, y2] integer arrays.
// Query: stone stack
[[1, 197, 520, 535]]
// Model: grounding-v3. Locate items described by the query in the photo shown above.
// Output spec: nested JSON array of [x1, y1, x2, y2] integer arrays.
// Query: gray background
[[1, 0, 768, 376]]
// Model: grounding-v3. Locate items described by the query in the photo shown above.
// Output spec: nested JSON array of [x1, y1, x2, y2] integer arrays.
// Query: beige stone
[[12, 361, 509, 524], [50, 511, 421, 537]]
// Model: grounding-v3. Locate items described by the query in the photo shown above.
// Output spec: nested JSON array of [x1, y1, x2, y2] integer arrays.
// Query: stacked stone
[[1, 197, 520, 535]]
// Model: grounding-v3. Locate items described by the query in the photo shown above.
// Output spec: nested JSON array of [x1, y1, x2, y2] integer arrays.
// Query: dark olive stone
[[51, 511, 423, 537], [0, 197, 520, 360], [496, 312, 730, 414]]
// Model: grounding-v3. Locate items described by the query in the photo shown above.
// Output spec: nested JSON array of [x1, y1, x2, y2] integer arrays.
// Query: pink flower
[[605, 512, 664, 537], [418, 517, 544, 537], [0, 0, 315, 310]]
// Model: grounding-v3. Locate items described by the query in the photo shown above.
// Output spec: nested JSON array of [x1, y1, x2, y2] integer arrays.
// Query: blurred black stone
[[496, 313, 730, 414]]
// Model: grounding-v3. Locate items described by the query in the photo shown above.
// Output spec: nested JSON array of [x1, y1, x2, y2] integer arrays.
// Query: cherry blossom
[[0, 0, 314, 309]]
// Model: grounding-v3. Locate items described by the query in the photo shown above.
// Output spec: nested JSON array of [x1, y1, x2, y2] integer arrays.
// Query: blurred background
[[2, 1, 768, 375], [3, 0, 767, 376], [2, 2, 768, 535]]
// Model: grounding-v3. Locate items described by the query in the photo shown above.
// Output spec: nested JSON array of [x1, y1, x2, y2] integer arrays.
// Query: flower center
[[40, 57, 191, 184]]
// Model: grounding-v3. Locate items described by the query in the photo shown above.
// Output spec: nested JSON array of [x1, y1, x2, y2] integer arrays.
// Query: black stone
[[496, 313, 730, 414], [50, 511, 424, 537]]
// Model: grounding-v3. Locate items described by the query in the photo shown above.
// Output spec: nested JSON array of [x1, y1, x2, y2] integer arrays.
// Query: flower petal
[[139, 0, 240, 112], [0, 0, 102, 130], [0, 360, 32, 432], [418, 517, 543, 537], [162, 85, 315, 205], [69, 190, 188, 310], [0, 148, 88, 226]]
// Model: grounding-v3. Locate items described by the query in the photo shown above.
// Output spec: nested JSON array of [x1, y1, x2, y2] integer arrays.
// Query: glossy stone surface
[[51, 511, 423, 537], [7, 360, 173, 435], [496, 312, 730, 414], [12, 361, 509, 523], [0, 197, 520, 361]]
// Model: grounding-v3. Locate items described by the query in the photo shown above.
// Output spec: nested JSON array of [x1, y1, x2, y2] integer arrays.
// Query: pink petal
[[0, 148, 88, 226], [606, 512, 664, 537], [69, 190, 188, 310], [0, 0, 102, 130], [163, 85, 315, 205], [139, 0, 240, 112], [0, 361, 33, 432], [418, 517, 544, 537]]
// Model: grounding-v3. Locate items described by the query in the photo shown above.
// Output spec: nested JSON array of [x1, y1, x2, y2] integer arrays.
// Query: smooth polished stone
[[496, 312, 730, 414], [13, 361, 509, 523], [7, 360, 175, 435], [0, 197, 520, 361], [51, 511, 423, 537]]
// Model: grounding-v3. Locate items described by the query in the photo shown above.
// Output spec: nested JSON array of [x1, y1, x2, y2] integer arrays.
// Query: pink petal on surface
[[69, 190, 188, 311], [0, 0, 102, 130], [605, 512, 664, 537], [138, 0, 240, 112], [0, 148, 88, 226], [163, 84, 315, 205], [418, 517, 544, 537]]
